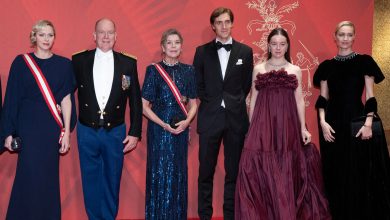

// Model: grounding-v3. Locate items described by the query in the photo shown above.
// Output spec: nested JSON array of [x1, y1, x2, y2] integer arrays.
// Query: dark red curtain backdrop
[[0, 0, 374, 219]]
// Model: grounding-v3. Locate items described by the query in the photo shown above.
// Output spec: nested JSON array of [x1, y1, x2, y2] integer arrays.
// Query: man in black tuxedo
[[72, 18, 142, 220], [193, 7, 254, 220]]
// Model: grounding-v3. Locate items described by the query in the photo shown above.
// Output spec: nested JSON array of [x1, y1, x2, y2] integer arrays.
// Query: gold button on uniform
[[107, 123, 111, 127]]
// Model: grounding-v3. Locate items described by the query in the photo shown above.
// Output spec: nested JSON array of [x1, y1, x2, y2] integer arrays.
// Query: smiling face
[[162, 34, 182, 60], [212, 12, 233, 42], [268, 34, 288, 59], [35, 25, 55, 52], [94, 19, 117, 52], [334, 25, 355, 50]]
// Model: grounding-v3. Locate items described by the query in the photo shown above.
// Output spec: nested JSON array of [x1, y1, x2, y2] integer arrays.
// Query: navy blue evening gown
[[0, 53, 75, 220]]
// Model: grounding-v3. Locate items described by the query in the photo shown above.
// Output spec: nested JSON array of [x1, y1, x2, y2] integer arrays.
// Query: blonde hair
[[30, 20, 56, 47], [335, 21, 355, 35]]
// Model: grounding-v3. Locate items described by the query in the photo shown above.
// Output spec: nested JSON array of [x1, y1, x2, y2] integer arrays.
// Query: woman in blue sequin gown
[[142, 29, 197, 220]]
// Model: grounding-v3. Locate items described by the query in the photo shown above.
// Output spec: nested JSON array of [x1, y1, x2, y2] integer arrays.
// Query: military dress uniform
[[72, 49, 142, 220]]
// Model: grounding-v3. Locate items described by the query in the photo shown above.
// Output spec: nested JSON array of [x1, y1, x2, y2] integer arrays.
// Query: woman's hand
[[162, 123, 175, 134], [320, 120, 335, 142], [162, 119, 190, 135], [356, 125, 372, 140], [302, 129, 312, 145], [4, 135, 13, 151], [172, 119, 190, 135], [59, 132, 70, 154]]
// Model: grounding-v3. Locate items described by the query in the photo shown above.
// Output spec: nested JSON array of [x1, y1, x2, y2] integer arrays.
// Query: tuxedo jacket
[[72, 49, 142, 137], [193, 39, 253, 134]]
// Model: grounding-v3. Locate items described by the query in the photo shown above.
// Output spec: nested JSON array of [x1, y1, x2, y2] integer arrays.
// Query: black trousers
[[198, 107, 246, 220]]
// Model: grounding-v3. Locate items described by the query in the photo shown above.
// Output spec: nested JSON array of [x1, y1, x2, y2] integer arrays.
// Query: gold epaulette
[[121, 51, 137, 60], [72, 49, 87, 56]]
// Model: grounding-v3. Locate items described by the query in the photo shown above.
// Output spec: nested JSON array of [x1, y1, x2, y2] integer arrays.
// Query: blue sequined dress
[[142, 61, 197, 220]]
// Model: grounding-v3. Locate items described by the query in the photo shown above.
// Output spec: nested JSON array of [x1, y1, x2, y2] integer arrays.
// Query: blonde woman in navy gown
[[314, 21, 390, 220], [142, 29, 197, 219], [235, 28, 330, 220], [1, 20, 75, 220]]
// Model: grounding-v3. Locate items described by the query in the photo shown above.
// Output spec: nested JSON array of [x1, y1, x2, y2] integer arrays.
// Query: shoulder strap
[[153, 63, 188, 116], [22, 54, 65, 144]]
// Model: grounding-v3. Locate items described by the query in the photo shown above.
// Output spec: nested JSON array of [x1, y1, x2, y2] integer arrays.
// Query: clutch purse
[[11, 137, 22, 151], [169, 115, 186, 129], [351, 115, 382, 137]]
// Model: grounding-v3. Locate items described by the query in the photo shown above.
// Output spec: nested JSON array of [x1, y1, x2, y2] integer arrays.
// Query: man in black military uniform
[[72, 18, 142, 220]]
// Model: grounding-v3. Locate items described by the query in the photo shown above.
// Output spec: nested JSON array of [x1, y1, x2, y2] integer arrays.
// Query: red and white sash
[[22, 53, 65, 144], [153, 63, 188, 116]]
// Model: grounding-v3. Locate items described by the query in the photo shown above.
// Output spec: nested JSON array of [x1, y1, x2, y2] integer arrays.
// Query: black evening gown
[[0, 53, 75, 220], [314, 53, 390, 220]]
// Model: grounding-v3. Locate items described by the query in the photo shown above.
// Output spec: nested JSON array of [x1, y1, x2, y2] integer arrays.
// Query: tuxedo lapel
[[224, 40, 240, 81], [209, 41, 224, 82]]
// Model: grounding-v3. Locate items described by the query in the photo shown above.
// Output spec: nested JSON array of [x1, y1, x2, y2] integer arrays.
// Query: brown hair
[[210, 7, 234, 24], [160, 28, 183, 46], [267, 28, 291, 62]]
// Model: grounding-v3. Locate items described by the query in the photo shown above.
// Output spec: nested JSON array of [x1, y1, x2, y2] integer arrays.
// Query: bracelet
[[363, 124, 372, 127], [366, 115, 373, 117]]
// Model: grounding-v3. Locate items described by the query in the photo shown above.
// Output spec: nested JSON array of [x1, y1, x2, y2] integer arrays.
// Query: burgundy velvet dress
[[235, 69, 331, 220]]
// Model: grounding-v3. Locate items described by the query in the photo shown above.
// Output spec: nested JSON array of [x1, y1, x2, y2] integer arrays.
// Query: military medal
[[122, 75, 131, 90]]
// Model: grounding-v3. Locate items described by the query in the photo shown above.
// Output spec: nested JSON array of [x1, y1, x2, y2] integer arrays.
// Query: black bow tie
[[216, 41, 232, 51]]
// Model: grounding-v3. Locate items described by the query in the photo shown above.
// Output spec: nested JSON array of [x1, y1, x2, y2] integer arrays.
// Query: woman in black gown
[[1, 20, 75, 220], [314, 21, 390, 220]]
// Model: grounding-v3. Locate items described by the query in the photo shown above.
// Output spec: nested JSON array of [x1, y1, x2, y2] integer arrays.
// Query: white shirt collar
[[95, 48, 113, 59], [215, 37, 233, 45]]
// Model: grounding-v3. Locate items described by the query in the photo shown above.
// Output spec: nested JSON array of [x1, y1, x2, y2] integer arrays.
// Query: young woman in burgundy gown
[[235, 28, 331, 220]]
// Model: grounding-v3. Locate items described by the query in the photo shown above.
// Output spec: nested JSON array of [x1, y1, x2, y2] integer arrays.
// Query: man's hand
[[123, 135, 139, 153]]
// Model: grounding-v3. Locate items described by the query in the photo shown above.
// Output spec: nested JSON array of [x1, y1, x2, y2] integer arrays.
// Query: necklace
[[267, 61, 287, 68], [162, 59, 179, 66], [162, 60, 178, 82], [334, 52, 357, 61]]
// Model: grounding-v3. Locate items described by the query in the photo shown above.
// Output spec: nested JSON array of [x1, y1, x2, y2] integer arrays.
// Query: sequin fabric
[[142, 61, 197, 220]]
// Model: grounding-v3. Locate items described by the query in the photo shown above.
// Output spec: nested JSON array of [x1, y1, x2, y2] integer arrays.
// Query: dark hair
[[160, 28, 183, 46], [210, 7, 234, 24], [267, 28, 291, 62]]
